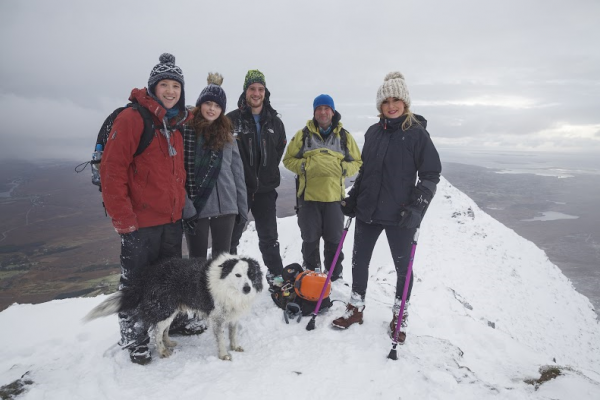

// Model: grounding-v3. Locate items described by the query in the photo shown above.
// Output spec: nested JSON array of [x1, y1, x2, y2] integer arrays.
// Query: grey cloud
[[1, 0, 599, 161]]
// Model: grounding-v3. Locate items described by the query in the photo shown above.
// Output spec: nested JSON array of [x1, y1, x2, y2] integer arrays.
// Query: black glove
[[182, 213, 199, 235], [398, 205, 423, 229], [340, 196, 357, 217], [398, 186, 432, 229]]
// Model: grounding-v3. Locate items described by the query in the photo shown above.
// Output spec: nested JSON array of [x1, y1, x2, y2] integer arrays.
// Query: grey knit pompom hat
[[376, 72, 411, 112], [148, 53, 185, 90], [147, 53, 185, 110]]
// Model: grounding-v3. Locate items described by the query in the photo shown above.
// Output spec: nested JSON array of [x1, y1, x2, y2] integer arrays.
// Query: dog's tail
[[82, 291, 123, 322]]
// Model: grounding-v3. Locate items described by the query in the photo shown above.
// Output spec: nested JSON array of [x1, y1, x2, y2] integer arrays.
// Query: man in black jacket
[[227, 70, 286, 279]]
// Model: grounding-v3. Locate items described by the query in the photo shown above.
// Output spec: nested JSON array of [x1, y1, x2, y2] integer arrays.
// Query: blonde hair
[[378, 107, 421, 131]]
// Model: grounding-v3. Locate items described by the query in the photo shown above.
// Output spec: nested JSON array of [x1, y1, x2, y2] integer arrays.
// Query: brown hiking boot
[[389, 310, 408, 343], [332, 304, 364, 329]]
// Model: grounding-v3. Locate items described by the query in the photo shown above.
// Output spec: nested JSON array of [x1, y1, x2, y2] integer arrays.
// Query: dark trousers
[[118, 221, 182, 348], [351, 218, 415, 302], [297, 198, 344, 278], [230, 189, 283, 275], [185, 214, 236, 260]]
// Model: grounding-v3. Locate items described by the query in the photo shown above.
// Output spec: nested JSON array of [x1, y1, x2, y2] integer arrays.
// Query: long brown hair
[[191, 107, 233, 151]]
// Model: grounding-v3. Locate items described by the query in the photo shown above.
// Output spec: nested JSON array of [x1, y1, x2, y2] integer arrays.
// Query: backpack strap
[[131, 103, 156, 157], [339, 127, 351, 161], [302, 126, 312, 149]]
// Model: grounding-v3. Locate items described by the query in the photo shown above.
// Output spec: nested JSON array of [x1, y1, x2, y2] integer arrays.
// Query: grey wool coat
[[183, 127, 248, 222]]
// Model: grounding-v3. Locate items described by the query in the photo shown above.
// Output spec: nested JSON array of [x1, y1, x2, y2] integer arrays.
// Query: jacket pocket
[[130, 168, 149, 208]]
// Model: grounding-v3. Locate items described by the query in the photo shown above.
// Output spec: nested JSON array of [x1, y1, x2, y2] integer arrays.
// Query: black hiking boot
[[169, 319, 207, 336], [129, 344, 151, 365]]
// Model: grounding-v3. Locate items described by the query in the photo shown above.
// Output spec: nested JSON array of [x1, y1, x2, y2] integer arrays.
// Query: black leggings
[[351, 218, 416, 302], [186, 214, 236, 259]]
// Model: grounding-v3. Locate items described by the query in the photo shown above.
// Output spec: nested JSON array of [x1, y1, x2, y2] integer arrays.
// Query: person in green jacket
[[283, 94, 362, 281]]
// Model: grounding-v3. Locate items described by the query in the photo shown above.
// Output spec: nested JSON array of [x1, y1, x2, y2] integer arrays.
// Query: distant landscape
[[0, 160, 299, 311], [1, 159, 598, 319]]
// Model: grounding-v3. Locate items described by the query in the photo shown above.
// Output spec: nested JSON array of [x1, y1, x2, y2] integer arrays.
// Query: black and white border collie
[[84, 253, 263, 361]]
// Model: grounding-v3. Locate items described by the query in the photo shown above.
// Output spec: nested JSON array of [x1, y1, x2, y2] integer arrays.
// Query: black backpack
[[91, 102, 156, 192], [271, 263, 333, 321]]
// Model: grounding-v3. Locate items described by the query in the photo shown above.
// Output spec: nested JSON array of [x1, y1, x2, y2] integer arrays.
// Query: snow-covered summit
[[1, 178, 599, 399]]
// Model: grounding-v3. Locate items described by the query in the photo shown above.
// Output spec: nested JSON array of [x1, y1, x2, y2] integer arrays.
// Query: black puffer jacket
[[227, 105, 287, 195], [350, 114, 441, 225]]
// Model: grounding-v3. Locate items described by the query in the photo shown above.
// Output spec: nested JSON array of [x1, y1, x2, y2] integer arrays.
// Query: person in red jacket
[[100, 53, 194, 365]]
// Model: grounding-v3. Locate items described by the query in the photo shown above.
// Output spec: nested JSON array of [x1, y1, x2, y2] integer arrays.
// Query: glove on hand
[[182, 213, 200, 236], [398, 205, 423, 229], [340, 196, 357, 217], [399, 186, 432, 229]]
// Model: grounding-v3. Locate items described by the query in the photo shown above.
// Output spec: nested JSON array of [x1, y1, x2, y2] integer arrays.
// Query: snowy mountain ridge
[[1, 177, 599, 399]]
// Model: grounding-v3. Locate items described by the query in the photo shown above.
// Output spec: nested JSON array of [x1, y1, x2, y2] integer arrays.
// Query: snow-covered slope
[[1, 178, 599, 399]]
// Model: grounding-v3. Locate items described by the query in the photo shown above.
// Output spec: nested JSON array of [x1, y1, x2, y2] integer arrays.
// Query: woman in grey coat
[[183, 73, 248, 260]]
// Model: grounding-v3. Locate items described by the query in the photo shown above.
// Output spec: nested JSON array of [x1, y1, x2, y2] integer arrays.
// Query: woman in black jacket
[[332, 72, 442, 344]]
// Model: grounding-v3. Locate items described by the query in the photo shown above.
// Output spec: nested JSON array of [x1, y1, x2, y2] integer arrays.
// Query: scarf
[[193, 134, 224, 212]]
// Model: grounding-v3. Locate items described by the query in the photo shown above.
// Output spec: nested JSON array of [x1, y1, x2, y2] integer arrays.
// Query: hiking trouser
[[351, 218, 415, 302], [118, 221, 182, 348], [230, 189, 283, 275], [297, 198, 344, 278], [185, 214, 236, 260]]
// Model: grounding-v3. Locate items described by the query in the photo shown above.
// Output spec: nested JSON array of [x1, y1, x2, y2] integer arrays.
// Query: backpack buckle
[[284, 302, 302, 324]]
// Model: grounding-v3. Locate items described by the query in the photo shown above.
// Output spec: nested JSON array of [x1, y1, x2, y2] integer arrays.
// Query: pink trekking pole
[[388, 228, 419, 360], [306, 217, 353, 331]]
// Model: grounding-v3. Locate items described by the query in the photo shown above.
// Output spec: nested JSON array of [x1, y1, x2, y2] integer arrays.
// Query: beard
[[246, 95, 264, 108]]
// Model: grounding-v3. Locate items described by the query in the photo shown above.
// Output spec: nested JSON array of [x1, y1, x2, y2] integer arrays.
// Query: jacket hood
[[129, 88, 191, 124]]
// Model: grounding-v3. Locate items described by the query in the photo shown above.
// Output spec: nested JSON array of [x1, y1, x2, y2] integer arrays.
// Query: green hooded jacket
[[283, 117, 362, 202]]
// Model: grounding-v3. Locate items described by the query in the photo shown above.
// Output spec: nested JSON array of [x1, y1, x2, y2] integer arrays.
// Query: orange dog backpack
[[294, 270, 331, 301], [270, 263, 333, 317]]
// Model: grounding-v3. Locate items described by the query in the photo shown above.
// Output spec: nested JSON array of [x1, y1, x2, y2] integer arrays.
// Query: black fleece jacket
[[227, 105, 287, 196]]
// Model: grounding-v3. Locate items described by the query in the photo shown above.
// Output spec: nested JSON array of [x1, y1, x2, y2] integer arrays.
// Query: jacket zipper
[[262, 138, 267, 167], [249, 137, 254, 166]]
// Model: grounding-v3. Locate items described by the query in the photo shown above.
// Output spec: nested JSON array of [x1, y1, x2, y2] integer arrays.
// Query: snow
[[2, 178, 600, 399]]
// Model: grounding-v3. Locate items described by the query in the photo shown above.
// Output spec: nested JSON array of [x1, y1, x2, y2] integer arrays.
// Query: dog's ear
[[241, 257, 263, 292], [219, 258, 240, 279]]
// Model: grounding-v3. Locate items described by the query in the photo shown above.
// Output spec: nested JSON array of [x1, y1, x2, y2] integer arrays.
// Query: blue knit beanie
[[313, 94, 335, 112]]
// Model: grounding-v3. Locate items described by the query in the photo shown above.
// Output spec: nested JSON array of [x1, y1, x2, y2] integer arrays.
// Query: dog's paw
[[164, 338, 178, 348], [219, 353, 232, 361], [231, 345, 244, 352], [159, 347, 173, 358]]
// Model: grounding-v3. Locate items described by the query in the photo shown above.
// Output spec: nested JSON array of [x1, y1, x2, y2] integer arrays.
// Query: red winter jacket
[[100, 88, 192, 234]]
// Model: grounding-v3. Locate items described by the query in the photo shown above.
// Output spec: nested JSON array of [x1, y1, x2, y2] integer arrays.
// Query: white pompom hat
[[376, 72, 411, 112]]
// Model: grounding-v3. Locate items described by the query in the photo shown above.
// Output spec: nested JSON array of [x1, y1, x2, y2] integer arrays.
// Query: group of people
[[99, 53, 441, 365]]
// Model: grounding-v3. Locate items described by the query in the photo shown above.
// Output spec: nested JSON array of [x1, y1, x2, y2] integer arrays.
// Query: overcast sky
[[1, 0, 599, 164]]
